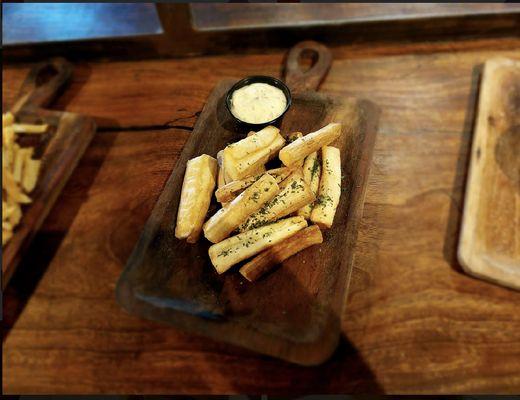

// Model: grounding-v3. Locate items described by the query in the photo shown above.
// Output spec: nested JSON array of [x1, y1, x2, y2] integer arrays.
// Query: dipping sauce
[[230, 82, 287, 124]]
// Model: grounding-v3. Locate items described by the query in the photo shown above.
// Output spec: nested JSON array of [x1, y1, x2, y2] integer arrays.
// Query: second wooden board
[[2, 59, 96, 288], [116, 79, 380, 365], [458, 57, 520, 291]]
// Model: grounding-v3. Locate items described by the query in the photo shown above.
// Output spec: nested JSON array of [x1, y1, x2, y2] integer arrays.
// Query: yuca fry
[[244, 129, 277, 175], [237, 133, 284, 177], [216, 150, 225, 186], [215, 174, 260, 203], [203, 174, 279, 243], [297, 151, 321, 219], [250, 163, 266, 175], [310, 146, 341, 229], [224, 130, 285, 180], [175, 154, 218, 243], [215, 166, 292, 203], [227, 126, 280, 160], [12, 123, 48, 134], [287, 132, 304, 169], [208, 216, 307, 274], [279, 122, 341, 167], [239, 170, 315, 232], [239, 225, 323, 281], [217, 166, 226, 188]]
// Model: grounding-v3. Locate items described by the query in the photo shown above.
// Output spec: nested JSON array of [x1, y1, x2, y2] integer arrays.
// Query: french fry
[[3, 169, 32, 204], [208, 216, 307, 274], [297, 151, 321, 219], [203, 174, 279, 243], [3, 112, 15, 127], [13, 145, 25, 183], [310, 146, 341, 229], [2, 112, 48, 246], [22, 157, 41, 193], [3, 126, 15, 146], [12, 123, 48, 134], [239, 225, 323, 281], [239, 170, 315, 232], [175, 154, 218, 243], [8, 201, 22, 226], [279, 123, 341, 167], [3, 229, 13, 246]]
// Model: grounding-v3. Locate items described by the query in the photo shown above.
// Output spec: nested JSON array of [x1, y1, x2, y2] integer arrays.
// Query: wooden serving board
[[117, 42, 380, 365], [458, 57, 520, 291], [2, 58, 96, 288]]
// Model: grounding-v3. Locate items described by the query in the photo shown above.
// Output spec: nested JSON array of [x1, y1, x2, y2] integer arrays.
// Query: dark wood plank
[[2, 59, 97, 288], [3, 41, 520, 393], [191, 3, 520, 31], [117, 79, 380, 365], [459, 57, 520, 290]]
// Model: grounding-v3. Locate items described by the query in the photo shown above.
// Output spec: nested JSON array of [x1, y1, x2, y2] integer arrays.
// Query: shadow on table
[[442, 64, 482, 275]]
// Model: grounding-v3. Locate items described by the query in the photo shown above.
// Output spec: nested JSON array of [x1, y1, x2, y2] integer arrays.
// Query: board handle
[[11, 57, 73, 113], [284, 41, 332, 92]]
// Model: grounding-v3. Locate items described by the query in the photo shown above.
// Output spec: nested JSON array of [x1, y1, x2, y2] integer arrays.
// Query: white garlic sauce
[[230, 83, 287, 124]]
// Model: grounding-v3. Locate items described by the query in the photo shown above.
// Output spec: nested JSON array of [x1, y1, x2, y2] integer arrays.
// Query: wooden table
[[3, 36, 520, 394]]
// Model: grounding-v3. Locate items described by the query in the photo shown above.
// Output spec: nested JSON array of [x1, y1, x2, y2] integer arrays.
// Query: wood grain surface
[[3, 37, 520, 394], [458, 57, 520, 290], [117, 79, 379, 365], [2, 59, 97, 288]]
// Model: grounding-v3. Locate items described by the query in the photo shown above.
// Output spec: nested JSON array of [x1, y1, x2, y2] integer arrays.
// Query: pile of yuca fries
[[175, 122, 343, 282], [2, 112, 46, 246]]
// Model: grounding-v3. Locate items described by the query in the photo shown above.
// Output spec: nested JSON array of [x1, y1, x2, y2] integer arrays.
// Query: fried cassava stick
[[203, 174, 279, 243], [209, 216, 308, 274], [239, 170, 315, 232], [215, 166, 292, 203], [227, 125, 280, 160], [287, 132, 304, 169], [175, 154, 218, 243], [279, 122, 341, 167], [297, 151, 321, 219], [310, 146, 341, 229], [224, 127, 285, 180], [239, 225, 323, 281]]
